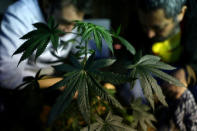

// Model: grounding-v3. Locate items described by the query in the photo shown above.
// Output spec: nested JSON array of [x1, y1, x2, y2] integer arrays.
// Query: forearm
[[38, 77, 63, 89]]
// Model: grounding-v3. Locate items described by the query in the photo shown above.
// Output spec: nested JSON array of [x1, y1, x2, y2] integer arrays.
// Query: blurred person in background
[[0, 0, 92, 90], [0, 0, 92, 130], [131, 0, 197, 130]]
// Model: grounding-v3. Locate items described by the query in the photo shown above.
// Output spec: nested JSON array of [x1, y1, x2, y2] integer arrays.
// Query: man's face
[[138, 9, 180, 42], [53, 4, 84, 33]]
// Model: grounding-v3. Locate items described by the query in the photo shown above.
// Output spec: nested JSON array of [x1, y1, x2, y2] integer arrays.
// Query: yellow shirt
[[152, 31, 182, 63]]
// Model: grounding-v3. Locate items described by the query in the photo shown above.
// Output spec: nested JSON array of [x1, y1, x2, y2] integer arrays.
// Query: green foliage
[[13, 18, 136, 66], [74, 21, 114, 54], [16, 69, 45, 90], [47, 54, 127, 125], [113, 35, 136, 55], [116, 25, 121, 36], [46, 101, 85, 131], [112, 26, 136, 55], [130, 99, 156, 131], [75, 21, 136, 55], [124, 55, 185, 109], [81, 112, 136, 131], [13, 17, 64, 65], [13, 18, 185, 130]]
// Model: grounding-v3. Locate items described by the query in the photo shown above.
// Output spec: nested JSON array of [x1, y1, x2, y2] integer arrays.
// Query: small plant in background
[[13, 17, 184, 131]]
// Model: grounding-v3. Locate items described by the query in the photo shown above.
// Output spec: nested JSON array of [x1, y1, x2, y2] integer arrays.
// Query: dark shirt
[[168, 90, 197, 131]]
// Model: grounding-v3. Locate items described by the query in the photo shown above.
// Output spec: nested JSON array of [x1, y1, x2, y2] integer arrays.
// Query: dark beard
[[151, 23, 180, 42]]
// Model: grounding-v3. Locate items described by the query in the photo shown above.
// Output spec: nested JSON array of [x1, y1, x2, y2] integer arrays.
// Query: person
[[155, 68, 197, 131], [111, 0, 197, 130], [0, 0, 92, 130], [126, 0, 197, 130], [0, 0, 92, 90]]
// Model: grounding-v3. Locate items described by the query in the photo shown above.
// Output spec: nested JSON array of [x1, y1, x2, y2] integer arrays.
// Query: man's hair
[[54, 0, 92, 13], [137, 0, 187, 18], [42, 0, 92, 14]]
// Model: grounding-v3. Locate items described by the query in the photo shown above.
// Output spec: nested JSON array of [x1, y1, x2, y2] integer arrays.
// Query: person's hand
[[172, 68, 187, 87], [162, 68, 187, 99]]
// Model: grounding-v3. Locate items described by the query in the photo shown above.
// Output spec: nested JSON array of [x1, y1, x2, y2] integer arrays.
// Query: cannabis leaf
[[16, 69, 45, 90], [113, 35, 136, 55], [13, 17, 64, 65], [81, 112, 136, 131], [74, 21, 136, 56], [130, 99, 156, 131], [74, 21, 114, 54], [116, 25, 121, 36], [111, 25, 136, 55], [47, 54, 126, 125], [125, 55, 185, 109]]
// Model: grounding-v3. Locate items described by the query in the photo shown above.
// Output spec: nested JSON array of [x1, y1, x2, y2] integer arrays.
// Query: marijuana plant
[[81, 111, 135, 131], [13, 17, 184, 130], [129, 99, 156, 131]]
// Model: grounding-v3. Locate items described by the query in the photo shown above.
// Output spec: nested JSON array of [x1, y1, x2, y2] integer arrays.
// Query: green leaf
[[13, 38, 37, 55], [81, 26, 93, 44], [93, 29, 102, 51], [116, 25, 121, 35], [84, 52, 95, 69], [88, 58, 116, 70], [92, 71, 129, 85], [137, 55, 160, 65], [124, 64, 138, 69], [48, 86, 76, 125], [16, 69, 44, 90], [53, 64, 78, 73], [50, 33, 59, 51], [77, 74, 91, 123], [88, 73, 123, 110], [14, 17, 61, 65], [20, 30, 46, 40], [35, 69, 41, 79], [145, 62, 176, 70], [131, 99, 156, 131], [47, 16, 55, 29], [35, 37, 50, 59], [137, 68, 155, 109], [129, 68, 137, 89], [18, 33, 50, 65], [74, 21, 114, 55], [15, 82, 31, 90], [69, 55, 82, 69], [33, 23, 50, 30], [18, 38, 41, 65], [81, 112, 135, 131], [60, 38, 77, 48], [48, 72, 79, 90], [123, 55, 161, 69], [96, 26, 113, 54], [47, 73, 80, 124], [54, 29, 65, 36], [125, 55, 182, 109], [114, 35, 136, 55], [147, 67, 185, 87], [144, 71, 167, 106], [23, 76, 35, 82]]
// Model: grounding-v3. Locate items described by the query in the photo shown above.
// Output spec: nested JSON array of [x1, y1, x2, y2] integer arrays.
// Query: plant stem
[[84, 41, 88, 67]]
